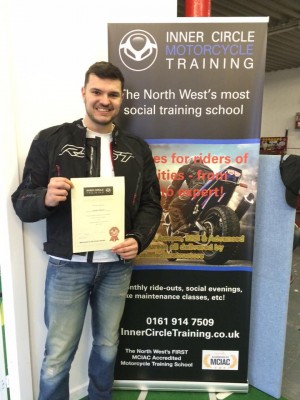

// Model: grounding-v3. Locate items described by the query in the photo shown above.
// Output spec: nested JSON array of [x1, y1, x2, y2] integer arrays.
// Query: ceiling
[[177, 0, 300, 72]]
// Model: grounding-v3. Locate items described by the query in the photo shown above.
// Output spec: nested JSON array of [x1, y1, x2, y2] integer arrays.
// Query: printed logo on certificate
[[71, 176, 125, 252]]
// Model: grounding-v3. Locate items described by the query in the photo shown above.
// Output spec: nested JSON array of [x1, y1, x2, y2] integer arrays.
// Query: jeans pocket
[[48, 257, 69, 268], [123, 259, 133, 266]]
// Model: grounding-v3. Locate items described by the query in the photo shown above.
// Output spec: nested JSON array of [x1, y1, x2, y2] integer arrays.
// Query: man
[[11, 61, 162, 400], [163, 156, 213, 234]]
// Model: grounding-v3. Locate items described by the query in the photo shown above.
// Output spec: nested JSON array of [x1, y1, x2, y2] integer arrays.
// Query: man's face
[[82, 73, 124, 132]]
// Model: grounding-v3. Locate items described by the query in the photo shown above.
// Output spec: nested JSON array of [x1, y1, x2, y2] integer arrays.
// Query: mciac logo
[[119, 29, 158, 71]]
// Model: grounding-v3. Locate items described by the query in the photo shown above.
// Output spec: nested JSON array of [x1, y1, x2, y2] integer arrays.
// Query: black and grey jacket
[[11, 119, 162, 259]]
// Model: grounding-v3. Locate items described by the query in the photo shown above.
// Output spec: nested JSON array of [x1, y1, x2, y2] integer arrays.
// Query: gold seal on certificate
[[71, 176, 125, 252]]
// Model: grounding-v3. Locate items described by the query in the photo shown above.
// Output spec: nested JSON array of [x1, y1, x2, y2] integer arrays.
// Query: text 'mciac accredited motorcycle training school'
[[108, 17, 268, 393]]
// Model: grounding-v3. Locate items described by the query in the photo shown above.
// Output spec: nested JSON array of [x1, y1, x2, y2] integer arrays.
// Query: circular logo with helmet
[[119, 29, 158, 71]]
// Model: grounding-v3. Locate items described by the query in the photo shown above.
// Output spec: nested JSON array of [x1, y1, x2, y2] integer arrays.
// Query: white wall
[[2, 0, 300, 397], [261, 67, 300, 154], [1, 1, 33, 399], [1, 0, 177, 399]]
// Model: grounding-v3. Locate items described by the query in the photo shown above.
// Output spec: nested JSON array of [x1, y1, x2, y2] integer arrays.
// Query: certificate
[[71, 176, 125, 252]]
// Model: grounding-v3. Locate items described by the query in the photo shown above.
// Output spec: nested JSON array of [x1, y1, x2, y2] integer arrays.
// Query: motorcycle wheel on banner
[[163, 166, 255, 265]]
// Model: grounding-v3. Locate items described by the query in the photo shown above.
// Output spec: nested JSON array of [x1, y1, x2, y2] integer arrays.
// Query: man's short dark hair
[[84, 61, 125, 91]]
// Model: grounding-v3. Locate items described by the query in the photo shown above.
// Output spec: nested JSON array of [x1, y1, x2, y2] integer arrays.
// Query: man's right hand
[[45, 177, 73, 207]]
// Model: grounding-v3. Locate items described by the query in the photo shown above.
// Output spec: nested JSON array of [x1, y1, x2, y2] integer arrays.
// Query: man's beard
[[87, 110, 113, 127]]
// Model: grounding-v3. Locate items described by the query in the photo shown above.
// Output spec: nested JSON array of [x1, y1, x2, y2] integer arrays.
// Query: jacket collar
[[74, 118, 120, 145]]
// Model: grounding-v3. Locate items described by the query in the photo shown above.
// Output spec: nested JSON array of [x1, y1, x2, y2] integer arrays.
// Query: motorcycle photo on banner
[[108, 18, 268, 393], [161, 157, 254, 265]]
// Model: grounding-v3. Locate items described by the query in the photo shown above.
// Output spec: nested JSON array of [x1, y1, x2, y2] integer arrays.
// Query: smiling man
[[82, 68, 124, 131], [11, 61, 162, 400]]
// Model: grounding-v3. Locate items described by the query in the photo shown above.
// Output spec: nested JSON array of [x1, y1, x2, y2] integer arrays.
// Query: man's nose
[[99, 94, 110, 104]]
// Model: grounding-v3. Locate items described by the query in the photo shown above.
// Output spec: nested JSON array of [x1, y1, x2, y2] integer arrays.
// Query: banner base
[[113, 380, 249, 393]]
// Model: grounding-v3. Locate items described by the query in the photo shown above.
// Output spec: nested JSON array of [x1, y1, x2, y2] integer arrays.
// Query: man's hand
[[45, 177, 73, 207], [112, 238, 138, 260]]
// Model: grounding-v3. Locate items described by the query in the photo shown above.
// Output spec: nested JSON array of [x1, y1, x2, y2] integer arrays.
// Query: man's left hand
[[112, 238, 138, 260]]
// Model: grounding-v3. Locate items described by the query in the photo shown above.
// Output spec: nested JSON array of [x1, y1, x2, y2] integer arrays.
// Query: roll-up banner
[[108, 17, 268, 393]]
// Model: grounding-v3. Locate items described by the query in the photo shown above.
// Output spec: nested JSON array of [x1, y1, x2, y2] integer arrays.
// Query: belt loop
[[87, 251, 94, 263]]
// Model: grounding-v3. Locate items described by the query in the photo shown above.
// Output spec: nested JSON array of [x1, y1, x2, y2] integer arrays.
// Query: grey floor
[[281, 245, 300, 400]]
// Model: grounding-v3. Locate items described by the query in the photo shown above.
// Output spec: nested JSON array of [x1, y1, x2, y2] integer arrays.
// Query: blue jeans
[[38, 257, 132, 400]]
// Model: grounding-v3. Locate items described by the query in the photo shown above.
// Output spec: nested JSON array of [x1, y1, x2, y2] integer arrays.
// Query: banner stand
[[109, 17, 268, 394], [114, 379, 247, 393]]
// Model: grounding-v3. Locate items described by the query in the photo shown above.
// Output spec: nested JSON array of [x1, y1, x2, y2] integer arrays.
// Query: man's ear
[[81, 86, 86, 101]]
